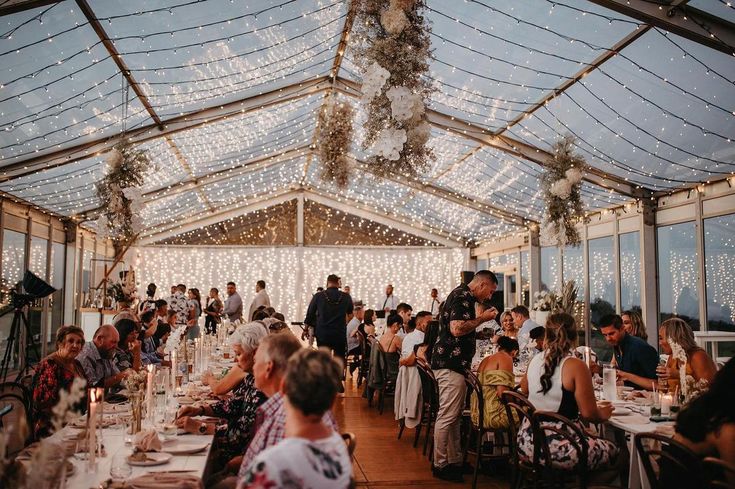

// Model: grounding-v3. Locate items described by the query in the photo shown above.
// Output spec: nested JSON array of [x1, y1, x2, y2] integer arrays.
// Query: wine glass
[[110, 450, 132, 483]]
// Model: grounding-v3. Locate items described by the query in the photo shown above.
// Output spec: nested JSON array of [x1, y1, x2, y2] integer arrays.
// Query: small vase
[[535, 310, 550, 325], [130, 391, 143, 435]]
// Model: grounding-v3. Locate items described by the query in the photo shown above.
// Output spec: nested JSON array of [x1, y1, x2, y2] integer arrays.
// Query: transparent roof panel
[[142, 188, 207, 231], [688, 0, 735, 25], [92, 0, 346, 118], [0, 3, 152, 163], [170, 94, 319, 177]]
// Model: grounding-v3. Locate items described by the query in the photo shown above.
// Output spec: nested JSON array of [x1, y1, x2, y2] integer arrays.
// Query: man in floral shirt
[[168, 284, 192, 326], [430, 270, 498, 482]]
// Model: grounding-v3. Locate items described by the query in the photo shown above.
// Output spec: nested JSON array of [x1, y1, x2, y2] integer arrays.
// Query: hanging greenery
[[317, 97, 354, 188], [353, 0, 434, 177], [95, 141, 151, 246], [540, 136, 588, 247]]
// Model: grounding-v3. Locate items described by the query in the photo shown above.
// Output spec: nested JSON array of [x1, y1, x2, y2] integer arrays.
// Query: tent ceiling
[[0, 0, 733, 244]]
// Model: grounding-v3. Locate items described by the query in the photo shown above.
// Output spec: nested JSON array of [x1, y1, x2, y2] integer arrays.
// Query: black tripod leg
[[20, 309, 40, 368], [0, 312, 20, 382]]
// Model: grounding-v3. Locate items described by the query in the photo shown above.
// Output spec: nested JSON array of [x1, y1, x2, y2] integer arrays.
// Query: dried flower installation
[[353, 0, 434, 176], [95, 141, 151, 247], [317, 97, 354, 188], [540, 136, 588, 247]]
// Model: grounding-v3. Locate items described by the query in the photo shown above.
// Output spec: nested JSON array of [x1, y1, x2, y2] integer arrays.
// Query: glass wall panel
[[520, 250, 530, 307], [658, 222, 699, 330], [540, 246, 560, 292], [48, 242, 65, 351], [589, 236, 616, 361], [476, 258, 488, 271], [704, 214, 735, 359], [563, 244, 585, 342], [619, 232, 641, 313], [82, 248, 94, 307], [28, 238, 48, 360], [0, 230, 27, 371], [489, 253, 519, 268]]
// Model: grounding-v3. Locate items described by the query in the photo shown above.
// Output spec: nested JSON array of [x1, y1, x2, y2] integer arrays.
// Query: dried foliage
[[352, 0, 434, 176], [557, 280, 579, 315], [317, 98, 354, 188], [95, 141, 151, 245], [540, 136, 588, 246]]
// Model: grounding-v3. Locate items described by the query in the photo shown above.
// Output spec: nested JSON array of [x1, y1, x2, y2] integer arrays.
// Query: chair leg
[[398, 419, 405, 440], [423, 414, 433, 455], [378, 388, 385, 415], [413, 422, 422, 448], [472, 429, 482, 489]]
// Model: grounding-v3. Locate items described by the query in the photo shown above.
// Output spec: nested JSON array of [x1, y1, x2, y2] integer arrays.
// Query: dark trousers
[[204, 316, 218, 335], [317, 336, 347, 377]]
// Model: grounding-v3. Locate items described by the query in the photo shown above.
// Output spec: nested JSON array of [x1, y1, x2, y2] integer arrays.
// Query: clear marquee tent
[[0, 0, 733, 365]]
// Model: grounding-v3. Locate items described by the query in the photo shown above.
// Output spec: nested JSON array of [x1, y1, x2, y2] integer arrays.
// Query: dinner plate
[[176, 397, 195, 405], [164, 442, 209, 455], [612, 407, 632, 416], [127, 452, 173, 466]]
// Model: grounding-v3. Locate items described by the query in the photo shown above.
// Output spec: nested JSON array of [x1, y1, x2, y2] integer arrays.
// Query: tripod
[[0, 299, 41, 383]]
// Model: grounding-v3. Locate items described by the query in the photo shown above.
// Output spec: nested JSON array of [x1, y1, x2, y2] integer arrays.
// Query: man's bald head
[[94, 324, 119, 356]]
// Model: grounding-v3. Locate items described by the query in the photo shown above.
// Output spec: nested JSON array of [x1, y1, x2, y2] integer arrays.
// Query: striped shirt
[[76, 342, 120, 388]]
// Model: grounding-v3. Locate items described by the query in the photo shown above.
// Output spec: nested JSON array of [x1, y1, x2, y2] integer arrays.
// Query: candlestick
[[146, 364, 155, 422], [88, 387, 103, 470], [661, 393, 673, 416]]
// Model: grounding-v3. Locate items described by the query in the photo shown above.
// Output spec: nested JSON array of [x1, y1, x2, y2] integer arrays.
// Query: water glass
[[602, 363, 617, 401], [110, 450, 132, 482], [650, 391, 662, 417]]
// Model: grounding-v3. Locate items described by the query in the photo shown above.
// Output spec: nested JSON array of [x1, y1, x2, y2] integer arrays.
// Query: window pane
[[48, 242, 65, 351], [541, 246, 560, 292], [82, 248, 94, 306], [520, 250, 530, 307], [657, 222, 699, 330], [620, 232, 641, 313], [589, 236, 616, 361], [477, 258, 488, 271], [704, 214, 735, 359], [563, 244, 585, 342], [28, 238, 47, 360], [1, 230, 27, 370], [489, 253, 518, 268]]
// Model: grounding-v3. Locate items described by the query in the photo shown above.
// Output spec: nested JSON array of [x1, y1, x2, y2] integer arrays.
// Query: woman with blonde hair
[[519, 313, 617, 470], [622, 310, 647, 341], [658, 317, 717, 396]]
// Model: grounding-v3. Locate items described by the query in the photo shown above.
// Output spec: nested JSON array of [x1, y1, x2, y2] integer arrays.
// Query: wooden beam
[[0, 0, 60, 16], [586, 0, 735, 56], [75, 0, 163, 127], [497, 25, 652, 135], [0, 76, 332, 182], [333, 77, 647, 199]]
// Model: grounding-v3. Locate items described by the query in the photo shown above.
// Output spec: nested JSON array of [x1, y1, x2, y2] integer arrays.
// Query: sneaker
[[432, 465, 463, 483]]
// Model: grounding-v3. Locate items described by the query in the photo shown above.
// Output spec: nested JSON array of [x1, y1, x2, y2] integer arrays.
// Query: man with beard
[[77, 324, 132, 388]]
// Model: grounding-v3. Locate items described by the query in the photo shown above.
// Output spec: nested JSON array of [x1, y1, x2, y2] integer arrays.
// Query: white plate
[[621, 386, 634, 392], [612, 407, 632, 416], [164, 442, 209, 455], [177, 397, 195, 405], [127, 452, 173, 466]]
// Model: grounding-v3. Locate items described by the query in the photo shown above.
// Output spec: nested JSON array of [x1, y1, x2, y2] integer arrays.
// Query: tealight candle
[[661, 393, 673, 416]]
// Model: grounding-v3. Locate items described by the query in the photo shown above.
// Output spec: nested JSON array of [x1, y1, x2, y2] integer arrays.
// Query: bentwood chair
[[500, 390, 535, 489], [356, 330, 370, 388], [635, 432, 705, 489], [703, 457, 735, 488], [416, 359, 439, 458], [376, 342, 399, 415], [462, 370, 511, 489]]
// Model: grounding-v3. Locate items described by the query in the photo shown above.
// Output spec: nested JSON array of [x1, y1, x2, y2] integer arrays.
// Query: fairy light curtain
[[136, 245, 467, 322]]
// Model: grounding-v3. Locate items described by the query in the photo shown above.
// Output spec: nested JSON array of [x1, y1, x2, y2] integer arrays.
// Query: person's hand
[[130, 339, 142, 354], [174, 416, 200, 434], [121, 368, 135, 378], [491, 334, 500, 344], [656, 365, 676, 380], [596, 401, 613, 420], [479, 307, 498, 322], [177, 405, 199, 418], [201, 371, 214, 385], [225, 455, 243, 473]]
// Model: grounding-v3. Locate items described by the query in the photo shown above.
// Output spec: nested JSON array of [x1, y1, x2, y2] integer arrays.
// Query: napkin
[[127, 473, 203, 489], [134, 429, 163, 452]]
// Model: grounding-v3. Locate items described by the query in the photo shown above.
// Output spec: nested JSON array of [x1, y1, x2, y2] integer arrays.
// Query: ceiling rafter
[[333, 76, 648, 199], [0, 76, 333, 182], [496, 25, 652, 136], [163, 135, 216, 214], [0, 0, 60, 16], [75, 0, 163, 128], [585, 0, 735, 56]]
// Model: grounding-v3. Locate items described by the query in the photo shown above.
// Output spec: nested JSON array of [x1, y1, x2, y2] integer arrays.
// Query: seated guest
[[395, 312, 432, 428], [416, 320, 440, 364], [114, 318, 142, 372], [346, 305, 363, 357], [674, 358, 735, 485], [657, 317, 717, 395], [235, 334, 339, 485], [600, 314, 658, 389], [511, 305, 539, 351], [32, 325, 88, 438], [520, 313, 617, 470], [359, 309, 376, 337], [239, 349, 351, 489], [154, 299, 168, 325], [379, 313, 403, 354], [177, 323, 267, 471], [622, 309, 647, 341], [400, 311, 432, 367], [112, 297, 139, 325], [494, 311, 518, 341], [471, 336, 519, 430], [396, 303, 413, 337], [139, 310, 161, 365], [252, 309, 269, 321], [152, 322, 171, 352], [77, 324, 131, 388], [529, 326, 545, 352]]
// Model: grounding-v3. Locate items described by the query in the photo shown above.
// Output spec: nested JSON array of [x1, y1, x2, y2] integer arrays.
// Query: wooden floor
[[334, 374, 510, 489]]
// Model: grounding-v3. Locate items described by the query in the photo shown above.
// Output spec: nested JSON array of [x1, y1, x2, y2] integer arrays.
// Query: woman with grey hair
[[176, 322, 268, 470]]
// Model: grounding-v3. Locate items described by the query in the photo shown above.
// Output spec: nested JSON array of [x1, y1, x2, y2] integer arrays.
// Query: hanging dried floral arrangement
[[317, 96, 354, 188], [95, 141, 150, 247], [540, 136, 588, 247], [352, 0, 434, 176]]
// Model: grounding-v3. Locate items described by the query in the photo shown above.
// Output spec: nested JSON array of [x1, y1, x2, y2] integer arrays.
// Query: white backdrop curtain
[[135, 246, 469, 323]]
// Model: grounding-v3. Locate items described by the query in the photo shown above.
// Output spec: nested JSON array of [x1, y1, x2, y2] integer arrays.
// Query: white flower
[[361, 62, 390, 102], [550, 178, 572, 199], [408, 121, 431, 146], [106, 148, 123, 170], [381, 7, 408, 35], [386, 86, 423, 122], [565, 167, 583, 184], [372, 127, 407, 161], [122, 186, 142, 202], [96, 215, 109, 239]]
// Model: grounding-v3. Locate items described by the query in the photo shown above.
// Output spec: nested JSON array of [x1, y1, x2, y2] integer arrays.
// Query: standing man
[[304, 274, 354, 389], [427, 288, 441, 318], [248, 280, 271, 321], [167, 284, 190, 327], [223, 281, 243, 323], [378, 284, 400, 313], [396, 303, 413, 338], [431, 270, 498, 482]]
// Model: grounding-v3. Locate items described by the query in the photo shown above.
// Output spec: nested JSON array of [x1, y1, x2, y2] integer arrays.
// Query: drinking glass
[[602, 363, 617, 401], [650, 391, 662, 417], [110, 450, 132, 482]]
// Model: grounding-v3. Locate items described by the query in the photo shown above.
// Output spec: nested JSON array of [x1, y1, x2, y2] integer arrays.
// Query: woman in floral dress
[[32, 325, 88, 438]]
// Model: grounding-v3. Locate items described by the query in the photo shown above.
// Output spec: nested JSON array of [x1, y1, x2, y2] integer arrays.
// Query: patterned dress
[[210, 373, 267, 464], [31, 354, 88, 439]]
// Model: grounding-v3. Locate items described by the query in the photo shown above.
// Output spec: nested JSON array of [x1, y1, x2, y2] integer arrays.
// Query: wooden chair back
[[634, 432, 705, 489], [703, 457, 735, 488]]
